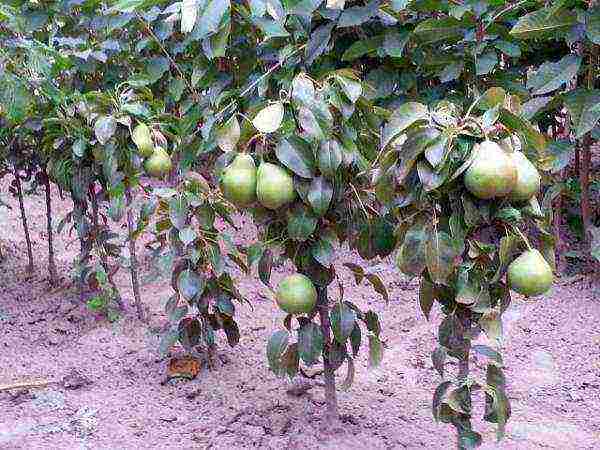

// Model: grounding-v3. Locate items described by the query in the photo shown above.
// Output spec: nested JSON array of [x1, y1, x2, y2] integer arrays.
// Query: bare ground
[[1, 180, 599, 450]]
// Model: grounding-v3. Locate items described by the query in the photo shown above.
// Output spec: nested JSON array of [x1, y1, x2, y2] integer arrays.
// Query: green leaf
[[318, 139, 343, 178], [311, 238, 334, 267], [472, 344, 503, 366], [94, 116, 117, 145], [275, 137, 315, 178], [480, 312, 503, 346], [342, 36, 384, 61], [396, 224, 428, 277], [298, 322, 323, 366], [287, 206, 318, 241], [383, 31, 409, 58], [368, 334, 384, 368], [305, 23, 334, 65], [195, 0, 230, 40], [426, 231, 462, 285], [253, 102, 284, 133], [330, 303, 357, 344], [527, 54, 581, 95], [178, 227, 197, 246], [413, 17, 463, 44], [181, 0, 198, 33], [563, 89, 600, 138], [419, 277, 435, 320], [307, 176, 333, 216], [431, 346, 446, 377], [169, 196, 188, 230], [432, 381, 452, 421], [475, 51, 497, 76], [258, 249, 273, 286], [340, 356, 355, 391], [510, 8, 576, 39], [253, 17, 289, 38], [349, 323, 362, 356], [337, 0, 379, 28], [177, 269, 206, 302], [492, 235, 520, 283], [216, 116, 240, 152], [381, 102, 428, 150], [266, 330, 289, 375]]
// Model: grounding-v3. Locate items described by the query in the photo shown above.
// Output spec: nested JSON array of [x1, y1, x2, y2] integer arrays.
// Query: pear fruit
[[256, 162, 296, 209], [220, 154, 257, 207], [276, 274, 317, 314], [144, 146, 172, 177], [464, 140, 517, 199], [507, 249, 553, 297], [132, 123, 154, 158], [508, 151, 541, 202]]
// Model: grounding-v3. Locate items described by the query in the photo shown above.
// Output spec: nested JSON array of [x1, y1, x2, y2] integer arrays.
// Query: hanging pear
[[507, 249, 553, 297], [144, 147, 172, 177], [256, 162, 296, 209], [220, 153, 257, 207], [132, 123, 154, 158], [464, 141, 517, 199], [508, 151, 541, 202]]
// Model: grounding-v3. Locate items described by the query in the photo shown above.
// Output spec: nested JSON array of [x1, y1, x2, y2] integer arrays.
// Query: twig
[[0, 379, 56, 392]]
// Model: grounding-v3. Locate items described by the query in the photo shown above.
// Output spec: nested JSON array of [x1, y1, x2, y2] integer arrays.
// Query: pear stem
[[513, 226, 532, 251]]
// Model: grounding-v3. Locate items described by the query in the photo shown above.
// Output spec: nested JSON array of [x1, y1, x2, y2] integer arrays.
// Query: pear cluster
[[131, 123, 172, 178], [464, 140, 552, 297], [220, 154, 296, 210], [464, 140, 540, 202]]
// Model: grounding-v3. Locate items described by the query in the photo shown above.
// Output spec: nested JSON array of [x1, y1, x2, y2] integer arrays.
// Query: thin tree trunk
[[43, 167, 58, 286], [553, 173, 566, 273], [89, 186, 124, 309], [316, 285, 338, 423], [580, 137, 592, 256], [14, 167, 34, 273], [125, 186, 145, 322]]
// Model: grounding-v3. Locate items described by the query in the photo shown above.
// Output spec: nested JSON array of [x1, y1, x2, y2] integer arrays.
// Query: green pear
[[508, 151, 541, 202], [220, 154, 257, 207], [132, 123, 154, 158], [464, 140, 517, 199], [144, 146, 172, 177], [256, 162, 295, 209], [507, 249, 553, 297], [276, 274, 317, 314]]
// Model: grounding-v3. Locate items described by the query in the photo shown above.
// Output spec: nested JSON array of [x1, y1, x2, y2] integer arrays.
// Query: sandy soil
[[1, 179, 599, 450]]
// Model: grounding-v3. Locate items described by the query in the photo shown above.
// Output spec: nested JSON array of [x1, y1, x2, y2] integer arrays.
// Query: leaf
[[397, 127, 440, 184], [94, 116, 116, 145], [340, 356, 355, 391], [381, 102, 428, 150], [426, 231, 462, 285], [177, 270, 206, 303], [253, 17, 289, 38], [367, 334, 384, 368], [318, 139, 343, 178], [527, 55, 581, 95], [344, 323, 360, 357], [510, 8, 577, 39], [472, 344, 503, 366], [343, 262, 365, 284], [181, 0, 198, 33], [178, 227, 197, 246], [252, 102, 284, 133], [396, 224, 428, 277], [383, 31, 409, 58], [431, 346, 446, 377], [432, 381, 452, 421], [307, 176, 333, 216], [266, 330, 289, 375], [275, 137, 315, 178], [258, 249, 273, 286], [311, 238, 334, 267], [330, 303, 357, 344], [419, 277, 435, 320], [298, 322, 323, 366], [480, 312, 503, 346], [342, 36, 384, 61], [413, 17, 463, 44], [216, 116, 241, 152], [492, 235, 520, 282], [195, 0, 230, 39], [337, 0, 379, 28], [305, 23, 335, 65], [365, 273, 389, 303], [475, 51, 497, 76], [287, 206, 318, 241], [291, 73, 315, 106], [159, 329, 180, 356], [438, 315, 468, 359], [563, 89, 600, 138], [169, 196, 188, 230]]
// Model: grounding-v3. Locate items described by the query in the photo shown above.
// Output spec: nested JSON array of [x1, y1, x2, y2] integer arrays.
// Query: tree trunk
[[580, 136, 593, 258], [89, 186, 124, 309], [553, 173, 566, 273], [43, 167, 58, 286], [316, 285, 338, 423], [125, 186, 145, 322], [14, 167, 34, 273]]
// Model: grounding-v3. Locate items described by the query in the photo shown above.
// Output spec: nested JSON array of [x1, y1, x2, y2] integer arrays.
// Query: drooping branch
[[125, 185, 146, 322], [13, 165, 34, 273], [316, 285, 339, 423]]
